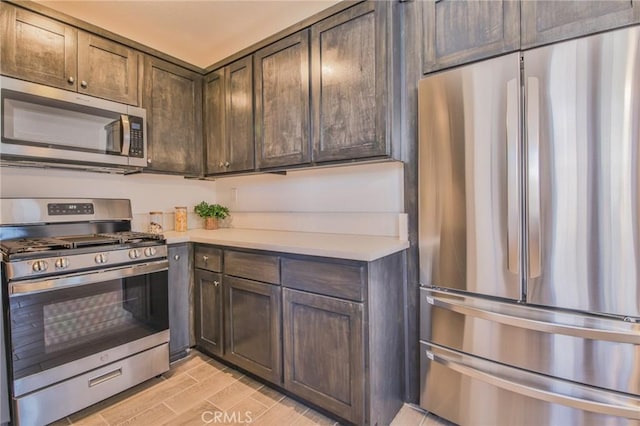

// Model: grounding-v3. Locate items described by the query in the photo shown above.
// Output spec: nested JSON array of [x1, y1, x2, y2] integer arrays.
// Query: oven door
[[7, 260, 168, 397]]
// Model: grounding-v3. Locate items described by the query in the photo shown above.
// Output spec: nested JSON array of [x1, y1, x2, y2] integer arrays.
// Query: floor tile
[[163, 399, 219, 426], [164, 368, 244, 414], [251, 396, 309, 426], [117, 403, 175, 426], [249, 385, 286, 409], [207, 375, 264, 411], [391, 403, 427, 426], [99, 373, 196, 424]]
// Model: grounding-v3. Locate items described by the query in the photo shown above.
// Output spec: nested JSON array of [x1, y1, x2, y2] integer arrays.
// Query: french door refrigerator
[[418, 26, 640, 426]]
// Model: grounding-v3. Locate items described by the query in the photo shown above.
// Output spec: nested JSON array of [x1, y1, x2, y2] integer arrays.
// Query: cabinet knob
[[224, 162, 230, 167], [147, 158, 152, 164], [213, 281, 220, 287], [218, 162, 224, 168], [173, 254, 180, 260], [68, 76, 75, 84], [202, 255, 208, 262], [81, 80, 88, 88]]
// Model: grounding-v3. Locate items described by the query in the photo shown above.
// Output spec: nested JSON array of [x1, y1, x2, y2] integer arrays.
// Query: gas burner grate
[[0, 238, 73, 254], [97, 231, 164, 244]]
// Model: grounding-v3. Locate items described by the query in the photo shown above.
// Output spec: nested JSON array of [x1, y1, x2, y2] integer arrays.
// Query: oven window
[[9, 270, 168, 380]]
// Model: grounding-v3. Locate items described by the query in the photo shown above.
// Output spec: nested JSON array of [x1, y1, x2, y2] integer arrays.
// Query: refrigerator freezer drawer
[[420, 341, 640, 426], [420, 288, 640, 395]]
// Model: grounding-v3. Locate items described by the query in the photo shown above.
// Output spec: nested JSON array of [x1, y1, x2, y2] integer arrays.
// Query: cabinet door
[[283, 288, 364, 424], [421, 0, 520, 73], [194, 269, 223, 356], [225, 57, 255, 173], [254, 30, 310, 169], [224, 276, 282, 383], [204, 69, 227, 174], [143, 55, 203, 175], [521, 0, 640, 49], [77, 31, 139, 105], [0, 4, 77, 90], [311, 2, 388, 162], [168, 244, 191, 360]]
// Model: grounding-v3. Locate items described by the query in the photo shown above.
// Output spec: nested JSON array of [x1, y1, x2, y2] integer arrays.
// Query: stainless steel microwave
[[1, 76, 147, 170]]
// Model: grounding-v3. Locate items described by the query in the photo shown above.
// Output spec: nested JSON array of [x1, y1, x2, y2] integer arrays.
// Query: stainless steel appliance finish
[[13, 343, 168, 426], [1, 198, 169, 426], [1, 76, 147, 170], [523, 29, 640, 316], [418, 26, 640, 425], [418, 52, 522, 301]]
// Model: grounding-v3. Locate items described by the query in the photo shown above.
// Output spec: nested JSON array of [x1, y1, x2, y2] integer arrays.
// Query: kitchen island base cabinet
[[194, 269, 224, 357], [224, 276, 282, 384], [283, 288, 365, 425]]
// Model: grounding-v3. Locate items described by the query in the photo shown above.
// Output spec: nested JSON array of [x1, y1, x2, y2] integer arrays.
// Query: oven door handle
[[9, 260, 168, 296]]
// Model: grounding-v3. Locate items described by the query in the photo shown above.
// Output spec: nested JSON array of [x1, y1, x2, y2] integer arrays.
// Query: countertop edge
[[163, 229, 409, 262]]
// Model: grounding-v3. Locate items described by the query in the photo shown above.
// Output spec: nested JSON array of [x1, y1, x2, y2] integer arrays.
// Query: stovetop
[[1, 231, 164, 257]]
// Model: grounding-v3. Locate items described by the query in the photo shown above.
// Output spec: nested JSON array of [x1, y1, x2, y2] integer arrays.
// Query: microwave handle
[[121, 114, 131, 156]]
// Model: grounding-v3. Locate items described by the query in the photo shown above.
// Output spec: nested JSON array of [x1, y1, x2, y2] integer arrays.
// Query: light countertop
[[163, 228, 409, 262]]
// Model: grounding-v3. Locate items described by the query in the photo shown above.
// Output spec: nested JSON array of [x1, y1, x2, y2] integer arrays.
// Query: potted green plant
[[194, 201, 230, 230]]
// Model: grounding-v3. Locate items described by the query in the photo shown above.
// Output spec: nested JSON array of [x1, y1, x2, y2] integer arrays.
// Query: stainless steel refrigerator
[[418, 26, 640, 426]]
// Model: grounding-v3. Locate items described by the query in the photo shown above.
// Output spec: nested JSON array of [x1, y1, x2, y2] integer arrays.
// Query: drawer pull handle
[[88, 368, 122, 387]]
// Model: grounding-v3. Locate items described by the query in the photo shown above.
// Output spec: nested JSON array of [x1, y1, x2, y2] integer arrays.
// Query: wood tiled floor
[[50, 350, 450, 426]]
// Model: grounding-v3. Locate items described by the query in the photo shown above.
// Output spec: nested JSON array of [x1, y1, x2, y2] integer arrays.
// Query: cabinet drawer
[[281, 258, 365, 301], [194, 245, 222, 272], [224, 251, 280, 284]]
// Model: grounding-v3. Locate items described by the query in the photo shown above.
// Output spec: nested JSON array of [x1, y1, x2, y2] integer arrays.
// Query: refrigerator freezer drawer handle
[[506, 78, 520, 275], [527, 76, 542, 278], [429, 294, 640, 344], [427, 346, 640, 419]]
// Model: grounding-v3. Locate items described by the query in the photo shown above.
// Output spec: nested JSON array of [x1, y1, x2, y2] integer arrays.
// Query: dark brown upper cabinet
[[521, 0, 640, 49], [1, 4, 140, 105], [205, 56, 255, 175], [143, 55, 203, 175], [421, 0, 520, 74], [311, 1, 390, 163], [254, 30, 311, 170]]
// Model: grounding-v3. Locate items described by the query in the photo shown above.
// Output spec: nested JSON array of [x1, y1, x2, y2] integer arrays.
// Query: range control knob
[[95, 254, 107, 264], [129, 249, 141, 259], [32, 260, 49, 272], [55, 258, 70, 269], [144, 247, 157, 257]]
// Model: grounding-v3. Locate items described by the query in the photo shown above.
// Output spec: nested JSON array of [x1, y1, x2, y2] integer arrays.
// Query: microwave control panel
[[129, 117, 144, 158]]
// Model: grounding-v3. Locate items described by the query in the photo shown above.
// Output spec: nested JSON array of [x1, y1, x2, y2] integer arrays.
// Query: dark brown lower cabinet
[[194, 269, 223, 356], [224, 276, 282, 383], [283, 288, 364, 425]]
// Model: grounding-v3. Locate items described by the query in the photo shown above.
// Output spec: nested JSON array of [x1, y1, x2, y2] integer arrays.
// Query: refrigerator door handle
[[425, 343, 640, 419], [526, 76, 542, 278], [426, 291, 640, 344], [506, 78, 520, 275]]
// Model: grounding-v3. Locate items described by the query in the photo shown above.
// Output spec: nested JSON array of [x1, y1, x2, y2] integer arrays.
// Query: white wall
[[216, 162, 404, 212], [0, 167, 216, 214], [0, 161, 405, 236]]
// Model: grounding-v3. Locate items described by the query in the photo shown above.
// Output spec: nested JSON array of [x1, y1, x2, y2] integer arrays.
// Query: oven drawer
[[420, 342, 640, 426], [13, 343, 168, 426], [194, 245, 222, 272]]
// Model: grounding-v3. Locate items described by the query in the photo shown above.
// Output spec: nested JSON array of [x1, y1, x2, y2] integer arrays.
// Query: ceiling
[[33, 0, 341, 68]]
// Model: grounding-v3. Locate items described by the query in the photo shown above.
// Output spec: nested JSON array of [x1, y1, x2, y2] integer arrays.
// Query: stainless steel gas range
[[0, 198, 170, 426]]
